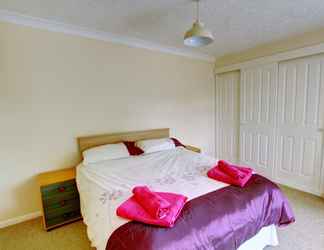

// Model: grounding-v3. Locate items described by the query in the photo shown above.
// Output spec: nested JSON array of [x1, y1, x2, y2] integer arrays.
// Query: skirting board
[[0, 211, 41, 229]]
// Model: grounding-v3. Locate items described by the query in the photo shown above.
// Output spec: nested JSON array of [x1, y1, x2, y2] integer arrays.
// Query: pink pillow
[[123, 141, 144, 156]]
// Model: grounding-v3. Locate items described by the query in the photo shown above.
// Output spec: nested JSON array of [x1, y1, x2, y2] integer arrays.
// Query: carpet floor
[[0, 185, 323, 250]]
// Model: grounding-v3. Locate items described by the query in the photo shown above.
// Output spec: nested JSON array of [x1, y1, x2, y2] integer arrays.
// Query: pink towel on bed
[[218, 160, 252, 180], [207, 161, 253, 187], [117, 189, 187, 228], [132, 186, 171, 219]]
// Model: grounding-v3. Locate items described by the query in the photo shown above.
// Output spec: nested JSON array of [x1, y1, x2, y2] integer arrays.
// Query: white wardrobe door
[[240, 63, 278, 179], [275, 55, 324, 195], [215, 71, 240, 163]]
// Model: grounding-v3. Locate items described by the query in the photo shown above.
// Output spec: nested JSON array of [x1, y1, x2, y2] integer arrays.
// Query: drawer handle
[[62, 211, 76, 219], [62, 213, 70, 219], [58, 186, 65, 193]]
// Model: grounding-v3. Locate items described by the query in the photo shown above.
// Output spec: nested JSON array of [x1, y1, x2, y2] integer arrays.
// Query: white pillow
[[135, 138, 175, 154], [83, 143, 130, 164]]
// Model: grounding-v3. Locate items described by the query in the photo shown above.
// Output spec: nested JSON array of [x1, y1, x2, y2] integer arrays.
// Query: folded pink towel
[[218, 160, 245, 179], [132, 186, 171, 219], [237, 165, 253, 174], [218, 160, 252, 180], [207, 163, 253, 188], [117, 191, 187, 228]]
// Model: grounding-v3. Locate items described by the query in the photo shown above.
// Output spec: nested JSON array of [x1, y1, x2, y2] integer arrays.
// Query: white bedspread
[[76, 147, 278, 250]]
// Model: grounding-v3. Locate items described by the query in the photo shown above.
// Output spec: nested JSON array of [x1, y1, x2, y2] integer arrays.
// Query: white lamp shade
[[184, 21, 214, 47]]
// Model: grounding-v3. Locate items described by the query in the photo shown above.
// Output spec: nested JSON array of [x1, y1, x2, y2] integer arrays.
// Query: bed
[[76, 128, 293, 250]]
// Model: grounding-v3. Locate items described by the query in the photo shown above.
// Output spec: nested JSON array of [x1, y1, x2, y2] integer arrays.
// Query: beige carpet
[[0, 218, 94, 250], [266, 186, 324, 250], [1, 186, 323, 250]]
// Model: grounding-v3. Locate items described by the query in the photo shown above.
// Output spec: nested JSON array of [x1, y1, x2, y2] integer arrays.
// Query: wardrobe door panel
[[276, 55, 324, 195], [239, 63, 278, 179], [240, 64, 277, 126], [276, 130, 322, 194], [215, 71, 240, 163], [240, 126, 276, 178]]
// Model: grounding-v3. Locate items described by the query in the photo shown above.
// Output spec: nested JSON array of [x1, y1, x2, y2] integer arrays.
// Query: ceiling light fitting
[[184, 0, 214, 47]]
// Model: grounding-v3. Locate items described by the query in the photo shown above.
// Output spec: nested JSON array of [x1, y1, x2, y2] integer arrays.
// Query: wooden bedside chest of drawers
[[38, 167, 82, 231]]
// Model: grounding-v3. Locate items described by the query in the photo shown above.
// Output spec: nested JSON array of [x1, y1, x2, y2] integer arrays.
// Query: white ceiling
[[1, 0, 324, 58]]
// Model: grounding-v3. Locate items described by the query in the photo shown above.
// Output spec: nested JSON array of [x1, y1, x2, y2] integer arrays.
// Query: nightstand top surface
[[38, 167, 76, 187]]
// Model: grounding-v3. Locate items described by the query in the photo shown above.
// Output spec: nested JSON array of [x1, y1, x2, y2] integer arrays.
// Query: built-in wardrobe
[[215, 53, 324, 196]]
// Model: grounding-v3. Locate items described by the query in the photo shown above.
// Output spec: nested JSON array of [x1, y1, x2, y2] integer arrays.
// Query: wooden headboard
[[77, 128, 170, 154]]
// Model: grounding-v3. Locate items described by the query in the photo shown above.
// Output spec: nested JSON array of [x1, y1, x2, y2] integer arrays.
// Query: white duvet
[[76, 147, 278, 250]]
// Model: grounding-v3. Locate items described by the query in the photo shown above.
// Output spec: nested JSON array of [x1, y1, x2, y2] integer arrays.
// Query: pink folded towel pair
[[208, 160, 253, 187], [117, 186, 187, 228]]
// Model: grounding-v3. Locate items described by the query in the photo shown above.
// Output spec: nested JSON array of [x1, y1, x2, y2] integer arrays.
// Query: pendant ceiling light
[[184, 0, 214, 47]]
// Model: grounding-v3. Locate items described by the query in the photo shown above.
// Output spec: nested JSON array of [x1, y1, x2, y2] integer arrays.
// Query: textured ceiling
[[1, 0, 324, 58]]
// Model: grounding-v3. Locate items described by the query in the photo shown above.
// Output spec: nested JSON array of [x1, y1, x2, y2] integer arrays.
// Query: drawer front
[[41, 179, 78, 199], [46, 210, 81, 228], [44, 197, 80, 218], [43, 190, 79, 208]]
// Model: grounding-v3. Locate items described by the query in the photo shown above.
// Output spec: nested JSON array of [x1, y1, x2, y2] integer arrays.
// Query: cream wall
[[0, 22, 215, 222]]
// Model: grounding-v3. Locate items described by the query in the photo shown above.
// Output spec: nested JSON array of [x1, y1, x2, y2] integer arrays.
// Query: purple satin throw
[[107, 174, 295, 250]]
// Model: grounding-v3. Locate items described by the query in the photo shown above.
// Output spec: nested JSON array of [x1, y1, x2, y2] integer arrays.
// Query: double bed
[[76, 128, 293, 250]]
